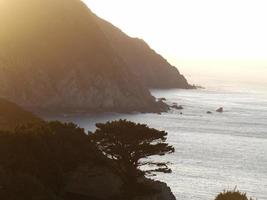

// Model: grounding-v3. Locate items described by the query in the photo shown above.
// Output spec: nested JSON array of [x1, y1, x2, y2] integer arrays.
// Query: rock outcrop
[[171, 104, 184, 110], [216, 107, 224, 113], [0, 0, 191, 113]]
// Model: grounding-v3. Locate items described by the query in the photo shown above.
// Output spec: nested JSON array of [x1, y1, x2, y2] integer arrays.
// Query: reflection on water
[[45, 83, 267, 200]]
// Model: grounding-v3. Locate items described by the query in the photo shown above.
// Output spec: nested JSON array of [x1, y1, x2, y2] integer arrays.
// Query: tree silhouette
[[89, 119, 175, 184]]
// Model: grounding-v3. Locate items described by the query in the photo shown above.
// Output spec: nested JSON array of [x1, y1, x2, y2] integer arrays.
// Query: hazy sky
[[83, 0, 267, 83]]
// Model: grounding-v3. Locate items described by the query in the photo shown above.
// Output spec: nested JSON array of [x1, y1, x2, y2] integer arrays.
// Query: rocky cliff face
[[95, 16, 193, 89], [0, 0, 168, 113], [0, 0, 190, 113]]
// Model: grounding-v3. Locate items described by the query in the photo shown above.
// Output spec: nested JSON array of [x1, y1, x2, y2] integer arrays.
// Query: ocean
[[46, 76, 267, 200]]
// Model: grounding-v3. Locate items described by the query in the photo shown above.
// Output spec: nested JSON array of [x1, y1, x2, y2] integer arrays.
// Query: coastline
[[43, 85, 267, 200]]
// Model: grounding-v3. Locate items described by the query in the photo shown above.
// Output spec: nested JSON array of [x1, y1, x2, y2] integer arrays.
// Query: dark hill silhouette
[[0, 98, 41, 130], [95, 16, 193, 89], [0, 0, 190, 113]]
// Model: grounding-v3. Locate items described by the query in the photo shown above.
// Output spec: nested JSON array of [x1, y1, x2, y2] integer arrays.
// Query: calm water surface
[[46, 80, 267, 200]]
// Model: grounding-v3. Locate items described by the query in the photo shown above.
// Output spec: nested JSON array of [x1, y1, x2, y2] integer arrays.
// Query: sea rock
[[171, 104, 184, 110], [207, 111, 212, 114], [158, 98, 167, 102], [195, 85, 205, 89], [216, 107, 224, 113]]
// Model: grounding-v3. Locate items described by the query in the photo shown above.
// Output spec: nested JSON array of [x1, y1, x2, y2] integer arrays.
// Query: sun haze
[[82, 0, 267, 83]]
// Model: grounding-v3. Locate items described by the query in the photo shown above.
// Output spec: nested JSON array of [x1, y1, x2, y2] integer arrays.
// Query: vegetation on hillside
[[0, 121, 101, 199], [0, 118, 175, 199], [0, 98, 41, 130], [0, 102, 258, 200]]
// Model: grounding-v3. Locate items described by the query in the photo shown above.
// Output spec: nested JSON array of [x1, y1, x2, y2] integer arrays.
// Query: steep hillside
[[0, 0, 165, 113], [0, 98, 41, 130], [95, 15, 193, 89]]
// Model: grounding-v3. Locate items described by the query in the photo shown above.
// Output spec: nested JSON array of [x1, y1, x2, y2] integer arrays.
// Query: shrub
[[215, 188, 255, 200]]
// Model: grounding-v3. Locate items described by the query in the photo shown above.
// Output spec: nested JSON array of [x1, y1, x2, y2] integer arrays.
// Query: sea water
[[46, 77, 267, 200]]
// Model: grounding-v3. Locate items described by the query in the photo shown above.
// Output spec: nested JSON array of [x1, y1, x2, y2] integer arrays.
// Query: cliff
[[0, 0, 190, 113], [0, 0, 168, 113], [95, 15, 193, 89]]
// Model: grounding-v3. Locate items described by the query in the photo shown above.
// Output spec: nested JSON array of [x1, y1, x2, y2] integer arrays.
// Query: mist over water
[[46, 72, 267, 200], [180, 62, 267, 90]]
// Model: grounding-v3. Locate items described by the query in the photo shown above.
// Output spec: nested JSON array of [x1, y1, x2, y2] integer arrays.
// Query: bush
[[0, 121, 100, 198], [215, 189, 255, 200]]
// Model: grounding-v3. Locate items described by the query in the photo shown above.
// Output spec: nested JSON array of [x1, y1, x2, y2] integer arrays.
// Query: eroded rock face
[[0, 0, 167, 113], [0, 64, 163, 112]]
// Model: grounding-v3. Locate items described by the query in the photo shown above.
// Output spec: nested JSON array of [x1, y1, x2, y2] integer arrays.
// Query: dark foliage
[[0, 98, 41, 131], [0, 121, 100, 199], [0, 170, 58, 200], [215, 189, 255, 200], [89, 119, 175, 184]]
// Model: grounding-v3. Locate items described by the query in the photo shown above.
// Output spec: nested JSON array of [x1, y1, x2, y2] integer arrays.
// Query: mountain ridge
[[94, 13, 193, 89], [0, 0, 192, 113]]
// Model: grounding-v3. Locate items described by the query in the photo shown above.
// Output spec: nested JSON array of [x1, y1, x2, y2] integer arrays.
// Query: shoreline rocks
[[158, 97, 167, 102], [216, 107, 224, 113], [171, 104, 184, 110]]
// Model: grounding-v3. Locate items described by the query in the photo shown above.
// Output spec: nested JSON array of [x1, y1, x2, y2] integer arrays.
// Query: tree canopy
[[89, 119, 175, 183], [0, 121, 100, 199]]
